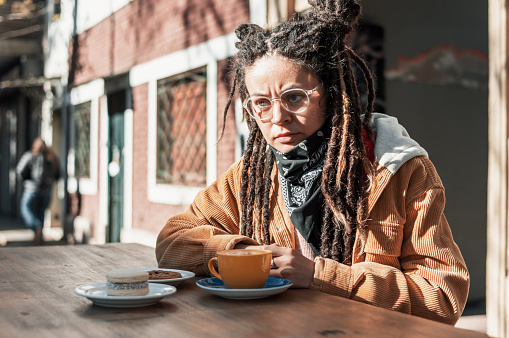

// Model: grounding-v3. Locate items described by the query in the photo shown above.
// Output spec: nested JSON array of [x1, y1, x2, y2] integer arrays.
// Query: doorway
[[106, 90, 126, 242], [0, 104, 15, 216]]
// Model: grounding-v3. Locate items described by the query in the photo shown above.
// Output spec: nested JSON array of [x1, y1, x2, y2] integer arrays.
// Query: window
[[69, 79, 102, 195], [74, 101, 91, 179], [156, 67, 207, 187]]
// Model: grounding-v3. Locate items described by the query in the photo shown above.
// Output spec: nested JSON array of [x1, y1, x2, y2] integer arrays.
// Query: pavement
[[0, 215, 488, 335], [0, 215, 66, 247]]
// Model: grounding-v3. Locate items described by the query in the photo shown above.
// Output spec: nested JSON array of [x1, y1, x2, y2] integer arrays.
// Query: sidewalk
[[0, 215, 64, 246]]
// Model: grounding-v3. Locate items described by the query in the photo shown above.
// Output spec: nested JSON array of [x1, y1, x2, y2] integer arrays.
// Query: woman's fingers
[[261, 246, 314, 288], [235, 244, 314, 288]]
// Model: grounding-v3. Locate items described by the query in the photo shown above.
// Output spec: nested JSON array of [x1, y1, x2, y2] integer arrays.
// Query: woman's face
[[244, 54, 326, 153]]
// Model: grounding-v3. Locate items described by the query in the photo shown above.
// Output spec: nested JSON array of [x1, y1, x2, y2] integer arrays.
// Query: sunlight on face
[[244, 54, 326, 153]]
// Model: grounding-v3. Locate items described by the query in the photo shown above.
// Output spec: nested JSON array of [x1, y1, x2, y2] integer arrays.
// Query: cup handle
[[208, 257, 222, 280]]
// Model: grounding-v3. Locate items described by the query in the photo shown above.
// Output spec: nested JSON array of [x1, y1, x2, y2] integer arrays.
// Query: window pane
[[74, 101, 91, 179], [156, 68, 207, 186]]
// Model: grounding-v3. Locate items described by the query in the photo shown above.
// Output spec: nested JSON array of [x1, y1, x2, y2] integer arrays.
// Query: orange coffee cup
[[208, 249, 271, 289]]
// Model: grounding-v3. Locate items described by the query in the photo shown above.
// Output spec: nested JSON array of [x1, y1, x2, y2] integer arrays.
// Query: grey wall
[[361, 0, 488, 302]]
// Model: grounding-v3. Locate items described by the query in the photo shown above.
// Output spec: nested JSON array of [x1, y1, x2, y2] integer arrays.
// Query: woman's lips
[[275, 132, 298, 143]]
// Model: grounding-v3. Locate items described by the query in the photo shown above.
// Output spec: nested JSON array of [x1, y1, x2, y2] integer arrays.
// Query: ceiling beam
[[0, 38, 41, 56]]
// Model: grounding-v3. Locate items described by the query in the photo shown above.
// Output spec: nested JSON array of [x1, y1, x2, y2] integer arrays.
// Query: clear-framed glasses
[[243, 85, 320, 121]]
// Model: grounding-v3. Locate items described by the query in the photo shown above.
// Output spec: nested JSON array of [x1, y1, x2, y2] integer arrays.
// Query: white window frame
[[130, 33, 237, 205], [69, 78, 104, 195]]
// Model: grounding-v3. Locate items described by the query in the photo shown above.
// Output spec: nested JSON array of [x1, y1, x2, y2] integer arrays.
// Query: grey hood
[[369, 113, 428, 174]]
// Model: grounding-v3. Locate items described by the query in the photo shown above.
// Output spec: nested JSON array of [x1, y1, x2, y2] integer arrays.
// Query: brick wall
[[73, 0, 250, 238], [70, 0, 250, 87]]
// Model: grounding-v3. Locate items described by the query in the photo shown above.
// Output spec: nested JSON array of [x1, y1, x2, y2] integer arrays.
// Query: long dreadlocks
[[220, 0, 376, 265]]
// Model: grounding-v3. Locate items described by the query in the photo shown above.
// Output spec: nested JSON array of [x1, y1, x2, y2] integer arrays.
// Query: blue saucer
[[196, 277, 292, 299]]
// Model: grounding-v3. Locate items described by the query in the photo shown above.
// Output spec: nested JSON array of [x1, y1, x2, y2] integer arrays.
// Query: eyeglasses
[[243, 85, 320, 121]]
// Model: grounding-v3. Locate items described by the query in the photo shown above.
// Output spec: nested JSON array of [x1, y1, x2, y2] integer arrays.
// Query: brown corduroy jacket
[[156, 155, 469, 325], [156, 114, 469, 325]]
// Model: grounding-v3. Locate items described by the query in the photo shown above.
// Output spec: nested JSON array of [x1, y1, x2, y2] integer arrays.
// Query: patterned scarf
[[270, 126, 328, 255]]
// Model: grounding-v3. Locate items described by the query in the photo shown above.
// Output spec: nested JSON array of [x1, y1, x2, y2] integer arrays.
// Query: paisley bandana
[[271, 126, 328, 255]]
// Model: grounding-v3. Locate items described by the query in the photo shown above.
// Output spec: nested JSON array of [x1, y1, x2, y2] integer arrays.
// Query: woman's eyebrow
[[249, 91, 269, 97], [249, 84, 306, 96]]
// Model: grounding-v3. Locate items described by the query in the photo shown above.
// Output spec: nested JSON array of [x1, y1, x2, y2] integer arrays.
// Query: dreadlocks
[[220, 0, 376, 264]]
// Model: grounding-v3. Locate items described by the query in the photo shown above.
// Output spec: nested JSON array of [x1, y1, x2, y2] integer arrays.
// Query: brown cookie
[[148, 270, 183, 280]]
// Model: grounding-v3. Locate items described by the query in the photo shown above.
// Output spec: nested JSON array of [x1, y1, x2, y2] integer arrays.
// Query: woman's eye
[[254, 98, 271, 108], [286, 94, 303, 103]]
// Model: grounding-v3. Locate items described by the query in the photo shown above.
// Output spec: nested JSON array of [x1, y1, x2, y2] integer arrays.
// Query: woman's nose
[[270, 100, 291, 124]]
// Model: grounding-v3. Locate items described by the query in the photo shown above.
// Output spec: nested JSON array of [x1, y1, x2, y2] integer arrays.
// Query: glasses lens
[[281, 89, 309, 113], [246, 97, 272, 120], [251, 97, 272, 111]]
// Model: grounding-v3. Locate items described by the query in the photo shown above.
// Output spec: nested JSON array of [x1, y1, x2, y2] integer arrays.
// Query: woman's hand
[[235, 242, 315, 288]]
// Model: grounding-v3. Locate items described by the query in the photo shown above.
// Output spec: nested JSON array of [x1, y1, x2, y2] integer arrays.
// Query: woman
[[16, 137, 60, 244], [156, 0, 469, 324]]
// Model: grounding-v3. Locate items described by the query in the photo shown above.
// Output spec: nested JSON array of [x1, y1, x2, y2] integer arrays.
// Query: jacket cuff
[[203, 235, 258, 269], [311, 257, 353, 298]]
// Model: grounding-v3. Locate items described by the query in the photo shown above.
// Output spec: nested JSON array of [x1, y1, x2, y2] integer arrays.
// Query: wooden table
[[0, 243, 487, 338]]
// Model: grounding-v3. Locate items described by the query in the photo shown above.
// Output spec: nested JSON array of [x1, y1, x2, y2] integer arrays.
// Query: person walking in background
[[16, 137, 61, 245]]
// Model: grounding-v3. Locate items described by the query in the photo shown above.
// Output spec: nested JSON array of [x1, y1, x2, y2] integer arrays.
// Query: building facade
[[45, 0, 267, 245]]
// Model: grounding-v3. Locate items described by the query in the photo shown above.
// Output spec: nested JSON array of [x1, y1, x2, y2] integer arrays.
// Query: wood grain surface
[[0, 243, 487, 338]]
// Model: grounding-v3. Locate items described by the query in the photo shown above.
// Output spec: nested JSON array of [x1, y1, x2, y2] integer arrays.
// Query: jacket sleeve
[[311, 157, 470, 325], [16, 152, 32, 180], [155, 160, 258, 275]]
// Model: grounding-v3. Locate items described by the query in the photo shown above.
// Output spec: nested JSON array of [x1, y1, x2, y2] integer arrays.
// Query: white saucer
[[75, 283, 176, 308], [139, 268, 195, 286], [196, 277, 292, 300]]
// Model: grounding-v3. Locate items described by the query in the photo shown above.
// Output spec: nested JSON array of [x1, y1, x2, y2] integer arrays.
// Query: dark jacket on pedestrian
[[16, 151, 60, 192]]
